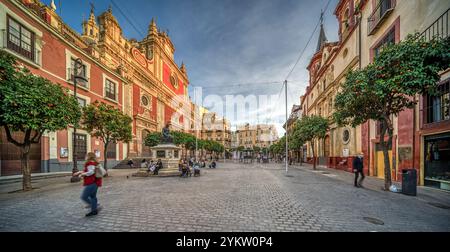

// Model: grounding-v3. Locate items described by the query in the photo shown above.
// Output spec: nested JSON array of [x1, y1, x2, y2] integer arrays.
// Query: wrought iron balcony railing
[[368, 0, 396, 36], [420, 8, 449, 41]]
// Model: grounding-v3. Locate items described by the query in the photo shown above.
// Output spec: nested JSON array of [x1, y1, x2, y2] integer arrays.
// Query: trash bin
[[402, 169, 417, 196]]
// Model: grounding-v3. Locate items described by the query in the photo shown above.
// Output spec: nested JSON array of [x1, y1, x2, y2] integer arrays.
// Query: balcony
[[368, 0, 396, 36], [421, 8, 449, 41]]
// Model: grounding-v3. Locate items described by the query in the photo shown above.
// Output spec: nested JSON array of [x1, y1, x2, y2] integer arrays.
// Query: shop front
[[424, 133, 450, 191]]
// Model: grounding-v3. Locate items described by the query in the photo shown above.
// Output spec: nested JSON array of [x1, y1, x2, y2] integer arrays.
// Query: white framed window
[[103, 74, 119, 103], [65, 49, 90, 90], [1, 3, 43, 67], [105, 79, 116, 101]]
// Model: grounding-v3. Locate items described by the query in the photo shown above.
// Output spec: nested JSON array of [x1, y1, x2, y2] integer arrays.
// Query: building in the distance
[[284, 104, 303, 162], [201, 112, 232, 151], [236, 124, 279, 150]]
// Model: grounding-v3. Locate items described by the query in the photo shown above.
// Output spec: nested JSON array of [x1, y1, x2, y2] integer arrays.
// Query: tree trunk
[[21, 145, 32, 191], [104, 144, 108, 171], [104, 142, 109, 177], [300, 148, 304, 166], [312, 142, 316, 170], [380, 120, 393, 191]]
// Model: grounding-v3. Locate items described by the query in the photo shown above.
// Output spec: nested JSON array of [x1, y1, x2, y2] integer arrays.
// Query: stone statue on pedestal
[[161, 123, 173, 144]]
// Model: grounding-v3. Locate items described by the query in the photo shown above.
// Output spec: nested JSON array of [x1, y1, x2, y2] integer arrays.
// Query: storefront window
[[425, 134, 450, 191]]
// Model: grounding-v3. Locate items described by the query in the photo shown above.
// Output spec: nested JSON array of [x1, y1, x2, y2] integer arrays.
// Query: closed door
[[1, 128, 41, 176], [324, 136, 331, 158], [376, 150, 393, 179]]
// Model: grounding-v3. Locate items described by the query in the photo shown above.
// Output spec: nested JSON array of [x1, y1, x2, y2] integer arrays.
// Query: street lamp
[[70, 58, 88, 183]]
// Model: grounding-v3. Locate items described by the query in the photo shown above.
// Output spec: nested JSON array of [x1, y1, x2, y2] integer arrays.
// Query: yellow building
[[358, 0, 450, 188], [300, 0, 450, 189], [302, 3, 361, 171], [236, 124, 279, 150], [201, 112, 232, 150]]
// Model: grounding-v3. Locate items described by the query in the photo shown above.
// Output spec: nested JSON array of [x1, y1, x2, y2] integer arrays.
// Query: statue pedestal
[[133, 143, 182, 177]]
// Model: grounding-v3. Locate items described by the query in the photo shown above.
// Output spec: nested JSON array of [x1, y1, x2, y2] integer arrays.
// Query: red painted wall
[[163, 62, 184, 95], [132, 84, 141, 135], [165, 105, 175, 125]]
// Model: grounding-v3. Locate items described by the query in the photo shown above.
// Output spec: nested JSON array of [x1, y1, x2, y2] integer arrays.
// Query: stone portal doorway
[[141, 130, 152, 157]]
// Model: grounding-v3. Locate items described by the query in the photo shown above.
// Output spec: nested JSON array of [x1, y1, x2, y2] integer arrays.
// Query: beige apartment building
[[299, 0, 450, 190], [236, 124, 279, 150], [201, 112, 232, 150]]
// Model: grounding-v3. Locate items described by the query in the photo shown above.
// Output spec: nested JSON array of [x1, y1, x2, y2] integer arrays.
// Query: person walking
[[353, 152, 365, 188], [74, 152, 103, 217]]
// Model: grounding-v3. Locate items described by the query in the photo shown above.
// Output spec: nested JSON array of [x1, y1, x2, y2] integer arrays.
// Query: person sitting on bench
[[147, 160, 156, 173], [193, 162, 201, 177], [154, 159, 163, 175], [181, 162, 191, 178]]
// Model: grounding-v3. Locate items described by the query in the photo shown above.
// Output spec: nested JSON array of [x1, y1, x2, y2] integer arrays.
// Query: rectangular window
[[74, 134, 87, 161], [77, 97, 87, 107], [70, 58, 88, 88], [426, 81, 450, 124], [105, 79, 116, 101], [374, 28, 395, 58], [7, 16, 35, 61], [106, 142, 116, 159]]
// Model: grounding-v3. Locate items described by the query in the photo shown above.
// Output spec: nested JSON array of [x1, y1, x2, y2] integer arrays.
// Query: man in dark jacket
[[353, 152, 365, 188]]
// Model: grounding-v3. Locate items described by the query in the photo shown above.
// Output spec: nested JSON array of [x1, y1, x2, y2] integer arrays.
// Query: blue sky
[[43, 0, 340, 135]]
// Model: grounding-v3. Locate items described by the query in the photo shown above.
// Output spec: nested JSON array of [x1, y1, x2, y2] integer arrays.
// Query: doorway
[[141, 130, 152, 157], [375, 143, 393, 179]]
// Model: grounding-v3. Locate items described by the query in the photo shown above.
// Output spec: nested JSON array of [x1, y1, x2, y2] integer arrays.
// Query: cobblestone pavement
[[0, 162, 449, 232]]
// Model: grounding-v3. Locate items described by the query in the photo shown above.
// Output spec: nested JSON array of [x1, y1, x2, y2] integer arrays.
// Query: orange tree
[[82, 101, 132, 170], [0, 51, 81, 191], [333, 34, 450, 190], [295, 116, 329, 170]]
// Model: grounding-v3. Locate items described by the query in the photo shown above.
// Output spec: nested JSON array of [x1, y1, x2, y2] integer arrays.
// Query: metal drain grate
[[428, 202, 450, 210], [363, 217, 385, 225]]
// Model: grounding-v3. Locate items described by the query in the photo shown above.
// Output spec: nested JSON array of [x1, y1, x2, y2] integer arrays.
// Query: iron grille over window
[[426, 80, 450, 124], [374, 28, 395, 58], [74, 134, 87, 161]]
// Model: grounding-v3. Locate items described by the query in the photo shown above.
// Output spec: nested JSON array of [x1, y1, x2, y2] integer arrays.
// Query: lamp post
[[284, 80, 289, 175], [70, 58, 87, 183]]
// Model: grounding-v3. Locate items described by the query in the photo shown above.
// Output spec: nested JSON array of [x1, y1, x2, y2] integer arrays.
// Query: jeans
[[81, 183, 98, 212], [355, 171, 365, 187]]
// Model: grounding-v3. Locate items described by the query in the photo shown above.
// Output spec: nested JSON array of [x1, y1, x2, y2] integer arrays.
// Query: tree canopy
[[82, 101, 132, 169], [0, 50, 81, 190], [294, 115, 329, 170], [333, 34, 450, 189]]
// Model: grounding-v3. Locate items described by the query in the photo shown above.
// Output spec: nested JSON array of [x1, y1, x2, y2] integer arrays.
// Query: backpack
[[95, 164, 107, 178]]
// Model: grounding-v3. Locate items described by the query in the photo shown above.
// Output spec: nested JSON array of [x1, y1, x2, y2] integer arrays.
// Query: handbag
[[95, 164, 107, 178]]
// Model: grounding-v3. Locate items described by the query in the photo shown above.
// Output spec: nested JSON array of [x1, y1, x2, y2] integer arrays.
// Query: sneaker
[[85, 211, 98, 217]]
